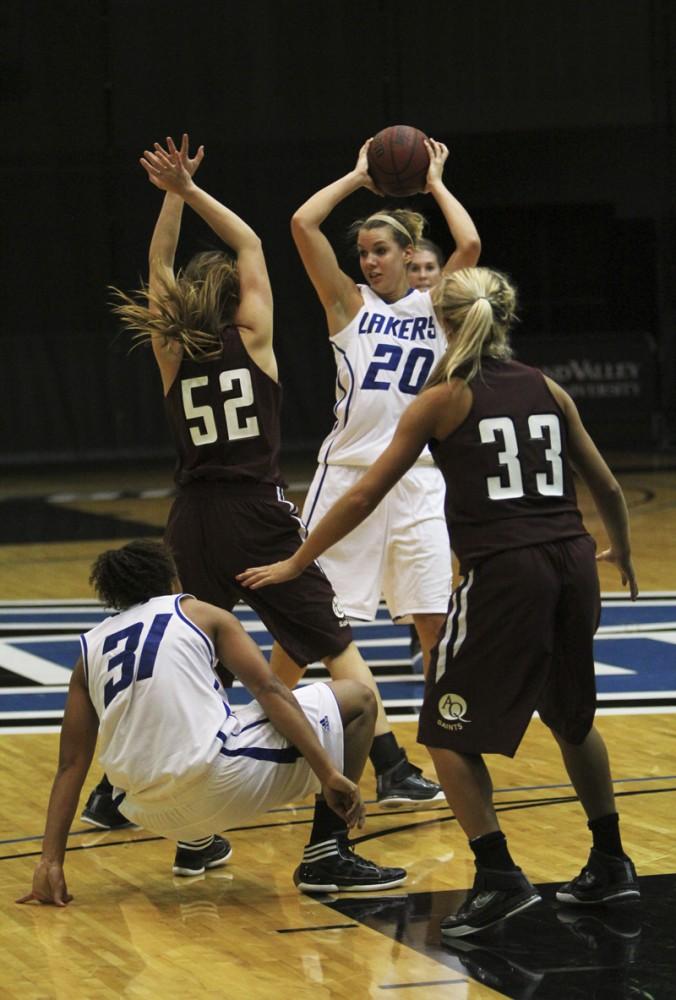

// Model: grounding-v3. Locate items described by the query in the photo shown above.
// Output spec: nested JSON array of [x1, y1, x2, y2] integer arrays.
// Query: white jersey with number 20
[[318, 285, 444, 467]]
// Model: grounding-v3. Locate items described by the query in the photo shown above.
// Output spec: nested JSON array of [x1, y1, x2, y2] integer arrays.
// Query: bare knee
[[360, 683, 378, 722], [347, 679, 378, 721], [329, 679, 377, 727]]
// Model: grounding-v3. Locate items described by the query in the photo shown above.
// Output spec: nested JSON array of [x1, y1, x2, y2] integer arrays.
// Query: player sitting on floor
[[17, 540, 406, 906]]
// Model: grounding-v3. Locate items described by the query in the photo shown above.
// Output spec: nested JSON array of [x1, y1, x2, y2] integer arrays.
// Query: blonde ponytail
[[427, 268, 518, 387]]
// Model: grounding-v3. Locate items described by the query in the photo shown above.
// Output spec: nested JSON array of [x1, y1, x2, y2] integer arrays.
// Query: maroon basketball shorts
[[417, 534, 600, 757], [165, 482, 353, 666]]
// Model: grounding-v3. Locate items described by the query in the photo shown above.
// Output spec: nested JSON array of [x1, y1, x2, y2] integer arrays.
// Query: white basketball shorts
[[118, 682, 344, 842], [302, 463, 452, 622]]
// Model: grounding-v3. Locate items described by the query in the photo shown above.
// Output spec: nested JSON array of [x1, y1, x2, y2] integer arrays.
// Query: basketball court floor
[[1, 455, 675, 999]]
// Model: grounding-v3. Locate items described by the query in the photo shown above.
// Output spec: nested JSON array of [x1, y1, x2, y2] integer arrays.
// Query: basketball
[[367, 125, 430, 197]]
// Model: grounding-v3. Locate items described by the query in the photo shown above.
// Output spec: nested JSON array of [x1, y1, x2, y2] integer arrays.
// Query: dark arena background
[[1, 3, 675, 998]]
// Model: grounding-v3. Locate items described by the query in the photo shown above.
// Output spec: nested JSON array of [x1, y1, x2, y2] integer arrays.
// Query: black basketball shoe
[[80, 788, 135, 830], [294, 836, 407, 893], [556, 849, 640, 905], [172, 835, 233, 877], [440, 866, 542, 938], [376, 756, 444, 807]]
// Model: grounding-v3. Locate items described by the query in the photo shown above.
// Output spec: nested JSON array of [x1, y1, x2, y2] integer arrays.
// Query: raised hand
[[16, 860, 73, 907], [140, 133, 204, 194], [176, 132, 205, 178], [423, 138, 449, 192], [354, 138, 382, 195]]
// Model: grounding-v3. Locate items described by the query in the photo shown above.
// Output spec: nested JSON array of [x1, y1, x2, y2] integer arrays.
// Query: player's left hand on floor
[[16, 862, 73, 906]]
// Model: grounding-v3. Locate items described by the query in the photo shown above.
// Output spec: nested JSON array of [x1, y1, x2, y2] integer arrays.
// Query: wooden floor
[[2, 717, 675, 1000], [1, 455, 675, 999]]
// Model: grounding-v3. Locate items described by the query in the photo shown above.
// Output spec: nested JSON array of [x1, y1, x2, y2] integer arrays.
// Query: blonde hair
[[111, 251, 240, 360], [348, 208, 426, 249], [427, 267, 518, 386]]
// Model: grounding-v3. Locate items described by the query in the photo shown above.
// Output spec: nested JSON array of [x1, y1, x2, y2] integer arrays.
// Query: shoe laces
[[337, 836, 376, 867]]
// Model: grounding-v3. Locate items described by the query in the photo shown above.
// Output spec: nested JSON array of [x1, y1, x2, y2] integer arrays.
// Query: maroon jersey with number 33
[[430, 358, 587, 572]]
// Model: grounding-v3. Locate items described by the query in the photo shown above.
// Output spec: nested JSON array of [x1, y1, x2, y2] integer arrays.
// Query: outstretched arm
[[546, 377, 638, 598], [237, 388, 444, 588], [291, 141, 377, 336], [16, 659, 99, 906], [423, 139, 481, 274]]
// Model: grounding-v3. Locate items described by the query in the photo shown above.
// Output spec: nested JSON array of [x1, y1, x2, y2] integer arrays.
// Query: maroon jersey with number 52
[[163, 326, 285, 488], [430, 358, 587, 572]]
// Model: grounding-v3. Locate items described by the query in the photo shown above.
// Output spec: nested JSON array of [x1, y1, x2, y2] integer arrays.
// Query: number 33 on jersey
[[431, 359, 587, 571]]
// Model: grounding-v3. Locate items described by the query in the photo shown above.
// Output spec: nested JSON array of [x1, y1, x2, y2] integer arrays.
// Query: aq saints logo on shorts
[[332, 596, 349, 625], [437, 692, 470, 731]]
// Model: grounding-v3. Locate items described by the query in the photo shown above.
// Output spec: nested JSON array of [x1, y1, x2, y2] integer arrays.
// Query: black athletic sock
[[469, 830, 518, 872], [588, 812, 625, 858], [369, 732, 405, 775], [309, 796, 347, 844], [96, 775, 113, 795]]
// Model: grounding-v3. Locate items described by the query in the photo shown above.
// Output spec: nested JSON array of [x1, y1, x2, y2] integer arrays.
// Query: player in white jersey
[[18, 540, 407, 906], [272, 137, 480, 801], [302, 284, 448, 640]]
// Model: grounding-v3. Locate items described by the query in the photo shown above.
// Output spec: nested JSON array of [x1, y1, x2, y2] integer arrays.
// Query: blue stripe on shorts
[[219, 745, 301, 764]]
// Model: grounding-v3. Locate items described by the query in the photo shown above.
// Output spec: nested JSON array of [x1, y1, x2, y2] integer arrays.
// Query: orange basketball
[[367, 125, 430, 197]]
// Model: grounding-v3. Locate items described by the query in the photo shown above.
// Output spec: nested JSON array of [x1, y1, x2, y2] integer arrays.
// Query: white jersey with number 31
[[80, 594, 237, 801]]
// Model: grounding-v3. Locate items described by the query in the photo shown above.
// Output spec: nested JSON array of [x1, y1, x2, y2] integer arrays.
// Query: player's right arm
[[291, 141, 375, 336], [545, 377, 638, 598], [16, 659, 99, 907], [238, 383, 463, 590], [142, 135, 275, 379], [186, 601, 363, 828], [142, 134, 205, 392]]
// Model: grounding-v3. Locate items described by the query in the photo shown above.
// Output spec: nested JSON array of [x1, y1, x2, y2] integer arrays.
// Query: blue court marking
[[0, 690, 69, 711], [7, 633, 674, 690], [599, 605, 676, 627], [0, 611, 109, 625], [1, 596, 674, 725], [594, 637, 676, 692], [7, 640, 81, 668], [2, 601, 666, 632]]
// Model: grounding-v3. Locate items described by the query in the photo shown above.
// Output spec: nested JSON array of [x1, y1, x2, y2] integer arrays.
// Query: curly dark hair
[[89, 540, 179, 610]]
